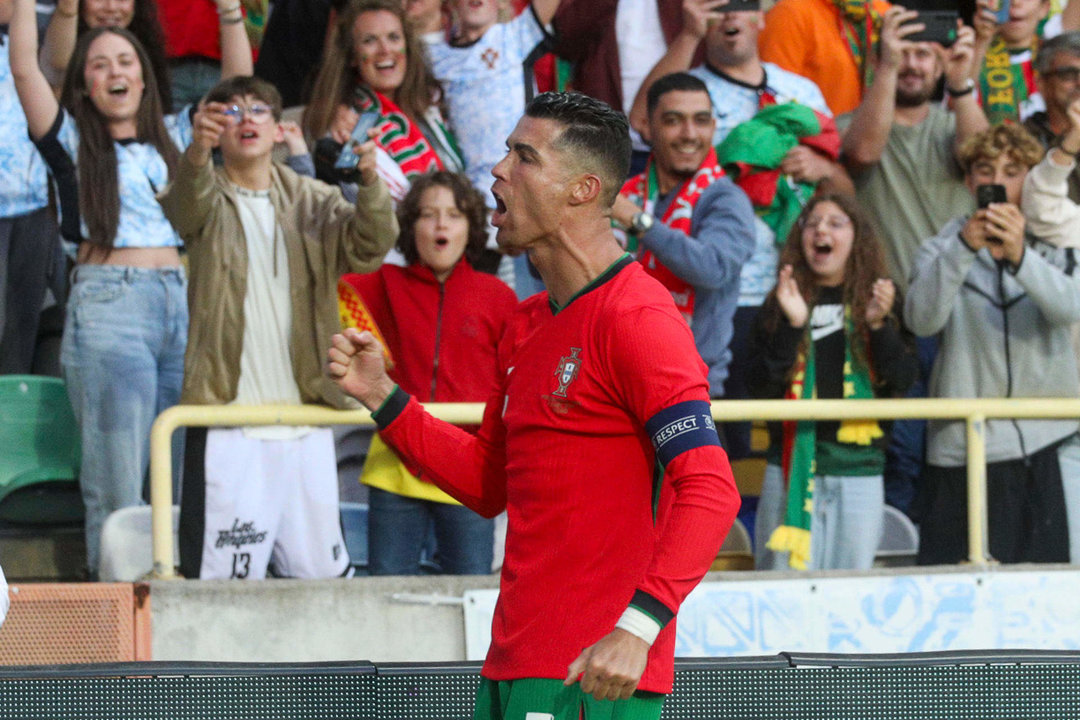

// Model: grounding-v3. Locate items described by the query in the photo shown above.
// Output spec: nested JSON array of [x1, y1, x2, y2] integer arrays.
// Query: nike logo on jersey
[[810, 303, 844, 341]]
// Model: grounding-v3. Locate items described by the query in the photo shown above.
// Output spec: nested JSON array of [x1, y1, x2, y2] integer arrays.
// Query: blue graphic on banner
[[463, 571, 1080, 661]]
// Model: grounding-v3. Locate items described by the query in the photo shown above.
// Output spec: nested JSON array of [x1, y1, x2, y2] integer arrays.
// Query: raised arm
[[1021, 99, 1080, 246], [627, 0, 722, 137], [946, 25, 989, 152], [328, 328, 511, 518], [158, 102, 232, 240], [40, 0, 79, 91], [216, 0, 254, 80], [842, 6, 919, 173], [10, 0, 61, 140]]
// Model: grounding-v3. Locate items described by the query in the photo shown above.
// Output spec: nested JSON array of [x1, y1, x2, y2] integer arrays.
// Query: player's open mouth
[[240, 130, 257, 140], [724, 26, 740, 37], [375, 60, 396, 71], [812, 242, 833, 257], [435, 236, 449, 248], [108, 83, 129, 97], [491, 192, 507, 226]]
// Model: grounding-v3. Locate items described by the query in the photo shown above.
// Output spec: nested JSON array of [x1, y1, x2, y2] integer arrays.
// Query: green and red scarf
[[619, 147, 725, 325], [350, 86, 461, 182], [767, 308, 883, 570], [833, 0, 883, 94]]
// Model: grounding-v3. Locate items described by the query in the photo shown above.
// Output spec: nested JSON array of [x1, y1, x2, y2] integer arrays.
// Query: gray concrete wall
[[150, 574, 500, 662]]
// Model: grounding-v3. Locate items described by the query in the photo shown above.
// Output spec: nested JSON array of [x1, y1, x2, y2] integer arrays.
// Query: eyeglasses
[[222, 103, 274, 125], [1045, 66, 1080, 84], [801, 215, 852, 232]]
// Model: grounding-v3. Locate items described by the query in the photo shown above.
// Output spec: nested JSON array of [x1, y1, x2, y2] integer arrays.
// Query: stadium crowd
[[3, 0, 1080, 582]]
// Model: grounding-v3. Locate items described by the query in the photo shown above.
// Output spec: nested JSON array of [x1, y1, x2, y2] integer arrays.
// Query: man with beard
[[626, 0, 850, 460], [1024, 32, 1080, 204], [842, 7, 987, 519], [613, 72, 755, 418], [842, 6, 987, 290]]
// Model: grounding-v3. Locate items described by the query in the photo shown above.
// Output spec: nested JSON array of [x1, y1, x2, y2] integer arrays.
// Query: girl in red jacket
[[340, 171, 518, 574]]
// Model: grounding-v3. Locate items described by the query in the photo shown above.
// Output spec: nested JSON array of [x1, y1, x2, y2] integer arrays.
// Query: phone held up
[[976, 183, 1007, 244], [721, 0, 760, 10], [334, 111, 382, 176], [903, 1, 959, 47]]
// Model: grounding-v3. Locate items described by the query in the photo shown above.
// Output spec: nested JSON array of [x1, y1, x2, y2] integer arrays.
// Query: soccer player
[[328, 92, 739, 720]]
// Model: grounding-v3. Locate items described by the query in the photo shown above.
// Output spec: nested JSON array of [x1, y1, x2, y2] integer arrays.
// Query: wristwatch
[[629, 211, 655, 236], [946, 78, 976, 98]]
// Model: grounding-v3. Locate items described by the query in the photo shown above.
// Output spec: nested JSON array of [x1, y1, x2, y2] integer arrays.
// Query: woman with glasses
[[8, 0, 251, 579], [747, 193, 917, 572]]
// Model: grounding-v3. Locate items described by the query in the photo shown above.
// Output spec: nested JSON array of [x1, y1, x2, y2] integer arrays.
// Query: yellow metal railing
[[148, 398, 1080, 579]]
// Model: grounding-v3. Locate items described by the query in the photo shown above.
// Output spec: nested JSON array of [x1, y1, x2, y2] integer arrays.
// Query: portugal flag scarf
[[619, 147, 725, 325], [350, 85, 457, 182]]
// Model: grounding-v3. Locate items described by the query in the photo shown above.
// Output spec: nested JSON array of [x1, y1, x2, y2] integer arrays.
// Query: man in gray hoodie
[[906, 123, 1080, 566]]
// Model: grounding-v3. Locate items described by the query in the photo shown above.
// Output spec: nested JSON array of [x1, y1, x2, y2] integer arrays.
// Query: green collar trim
[[548, 253, 633, 315]]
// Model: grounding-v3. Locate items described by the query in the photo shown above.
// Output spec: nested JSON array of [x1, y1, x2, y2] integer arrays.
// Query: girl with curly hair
[[748, 193, 917, 571], [339, 171, 516, 574]]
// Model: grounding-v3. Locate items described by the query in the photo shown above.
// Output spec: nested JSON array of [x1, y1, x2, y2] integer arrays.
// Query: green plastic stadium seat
[[0, 375, 83, 525]]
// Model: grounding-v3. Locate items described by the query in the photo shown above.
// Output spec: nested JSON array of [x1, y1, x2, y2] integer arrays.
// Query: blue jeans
[[756, 463, 884, 570], [61, 265, 187, 574], [367, 486, 493, 575]]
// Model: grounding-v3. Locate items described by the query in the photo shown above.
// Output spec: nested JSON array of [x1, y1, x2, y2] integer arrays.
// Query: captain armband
[[644, 400, 721, 467]]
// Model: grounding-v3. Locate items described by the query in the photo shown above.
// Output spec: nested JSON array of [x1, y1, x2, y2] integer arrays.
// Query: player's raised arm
[[328, 328, 510, 517]]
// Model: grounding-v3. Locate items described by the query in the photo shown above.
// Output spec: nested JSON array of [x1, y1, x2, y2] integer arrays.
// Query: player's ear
[[568, 173, 602, 206]]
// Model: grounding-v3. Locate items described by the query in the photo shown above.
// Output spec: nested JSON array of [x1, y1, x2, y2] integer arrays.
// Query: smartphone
[[721, 0, 760, 10], [976, 183, 1007, 208], [990, 0, 1011, 24], [976, 183, 1007, 244], [905, 9, 959, 46], [334, 111, 382, 171]]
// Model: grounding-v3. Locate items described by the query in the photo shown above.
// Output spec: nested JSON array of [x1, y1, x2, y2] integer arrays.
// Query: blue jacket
[[638, 175, 756, 396]]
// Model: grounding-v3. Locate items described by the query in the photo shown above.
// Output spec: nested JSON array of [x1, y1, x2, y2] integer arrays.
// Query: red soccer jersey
[[376, 257, 739, 692]]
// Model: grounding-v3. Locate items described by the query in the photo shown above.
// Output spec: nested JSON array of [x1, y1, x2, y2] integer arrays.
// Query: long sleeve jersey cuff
[[372, 385, 409, 429], [624, 589, 674, 637]]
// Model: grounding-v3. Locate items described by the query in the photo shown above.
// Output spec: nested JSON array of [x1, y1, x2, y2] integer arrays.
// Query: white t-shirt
[[425, 8, 550, 205], [230, 187, 310, 440]]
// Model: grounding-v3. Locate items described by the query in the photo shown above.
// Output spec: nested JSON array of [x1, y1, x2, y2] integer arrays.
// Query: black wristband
[[946, 82, 975, 98]]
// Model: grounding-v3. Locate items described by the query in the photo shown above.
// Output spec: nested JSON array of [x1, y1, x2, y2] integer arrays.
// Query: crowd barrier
[[149, 398, 1080, 578], [2, 651, 1079, 718]]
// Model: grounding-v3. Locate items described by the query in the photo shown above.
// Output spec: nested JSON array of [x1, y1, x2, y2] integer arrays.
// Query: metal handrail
[[148, 398, 1080, 579]]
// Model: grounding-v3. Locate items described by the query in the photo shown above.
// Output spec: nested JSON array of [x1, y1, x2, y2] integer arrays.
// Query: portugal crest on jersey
[[553, 347, 582, 398]]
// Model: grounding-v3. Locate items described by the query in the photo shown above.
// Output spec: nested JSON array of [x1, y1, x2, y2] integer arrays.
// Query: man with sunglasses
[[1025, 32, 1080, 203], [159, 75, 398, 581]]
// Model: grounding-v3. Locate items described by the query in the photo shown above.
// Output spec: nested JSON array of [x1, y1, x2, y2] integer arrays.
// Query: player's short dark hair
[[204, 75, 284, 122], [1036, 31, 1080, 74], [525, 91, 631, 207], [396, 171, 489, 268], [646, 72, 710, 117]]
